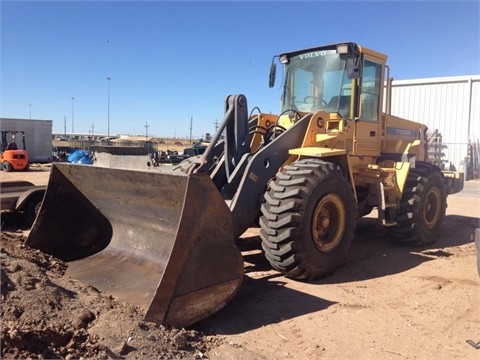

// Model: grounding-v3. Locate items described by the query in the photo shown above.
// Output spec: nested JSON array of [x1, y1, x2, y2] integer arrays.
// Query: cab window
[[360, 60, 382, 121]]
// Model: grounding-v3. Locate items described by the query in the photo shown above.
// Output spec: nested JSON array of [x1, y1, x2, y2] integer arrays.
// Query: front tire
[[387, 162, 446, 246], [259, 159, 356, 280], [2, 162, 12, 172]]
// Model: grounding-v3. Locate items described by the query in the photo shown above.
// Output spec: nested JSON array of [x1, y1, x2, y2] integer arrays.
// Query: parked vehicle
[[1, 181, 46, 225], [0, 131, 29, 171]]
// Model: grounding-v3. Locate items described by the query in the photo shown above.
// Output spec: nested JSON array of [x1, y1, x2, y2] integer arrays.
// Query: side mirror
[[346, 56, 362, 79], [269, 62, 276, 88], [337, 42, 362, 79]]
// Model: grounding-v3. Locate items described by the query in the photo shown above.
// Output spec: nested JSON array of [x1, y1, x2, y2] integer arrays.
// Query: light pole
[[29, 104, 31, 119], [107, 77, 111, 145], [71, 97, 75, 133]]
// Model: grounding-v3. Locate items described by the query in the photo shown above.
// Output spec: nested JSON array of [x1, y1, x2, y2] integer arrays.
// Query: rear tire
[[260, 159, 356, 280], [387, 162, 446, 246]]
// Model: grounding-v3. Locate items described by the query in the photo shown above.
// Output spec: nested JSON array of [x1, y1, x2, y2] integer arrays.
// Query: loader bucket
[[25, 163, 244, 327]]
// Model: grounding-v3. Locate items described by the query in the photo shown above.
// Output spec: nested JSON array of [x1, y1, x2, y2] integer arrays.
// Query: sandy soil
[[1, 164, 479, 359]]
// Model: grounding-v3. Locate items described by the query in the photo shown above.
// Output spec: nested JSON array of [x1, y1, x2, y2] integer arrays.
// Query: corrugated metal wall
[[387, 75, 480, 172]]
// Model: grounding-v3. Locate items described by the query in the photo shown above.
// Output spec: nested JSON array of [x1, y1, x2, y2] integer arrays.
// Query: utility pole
[[64, 116, 67, 138], [144, 121, 149, 141]]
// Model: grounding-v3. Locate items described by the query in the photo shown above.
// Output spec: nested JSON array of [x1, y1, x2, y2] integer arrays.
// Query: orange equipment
[[0, 131, 29, 171]]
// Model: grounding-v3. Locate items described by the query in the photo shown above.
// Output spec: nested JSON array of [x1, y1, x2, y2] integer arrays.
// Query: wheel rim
[[423, 186, 442, 229], [311, 193, 346, 253], [34, 202, 42, 218]]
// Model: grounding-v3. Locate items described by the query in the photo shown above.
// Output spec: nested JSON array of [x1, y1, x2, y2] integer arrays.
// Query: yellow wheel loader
[[26, 42, 464, 327]]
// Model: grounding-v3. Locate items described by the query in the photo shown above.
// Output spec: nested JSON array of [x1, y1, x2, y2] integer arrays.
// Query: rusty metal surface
[[26, 163, 244, 327]]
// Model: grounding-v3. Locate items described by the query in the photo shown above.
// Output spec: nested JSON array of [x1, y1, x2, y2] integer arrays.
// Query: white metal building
[[388, 75, 480, 173]]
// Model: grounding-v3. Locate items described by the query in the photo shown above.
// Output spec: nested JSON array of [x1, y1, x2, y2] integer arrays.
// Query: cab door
[[353, 59, 383, 157]]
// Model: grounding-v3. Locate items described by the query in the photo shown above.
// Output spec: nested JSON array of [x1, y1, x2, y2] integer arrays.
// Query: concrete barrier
[[92, 146, 152, 171]]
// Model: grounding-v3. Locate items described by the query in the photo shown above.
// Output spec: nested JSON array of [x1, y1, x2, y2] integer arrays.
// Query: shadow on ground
[[200, 213, 478, 333], [197, 271, 337, 334]]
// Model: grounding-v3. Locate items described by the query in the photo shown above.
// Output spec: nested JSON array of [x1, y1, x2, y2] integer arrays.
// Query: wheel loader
[[25, 42, 464, 327]]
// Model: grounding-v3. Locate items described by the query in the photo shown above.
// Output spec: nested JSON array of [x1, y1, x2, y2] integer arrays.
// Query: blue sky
[[1, 1, 479, 138]]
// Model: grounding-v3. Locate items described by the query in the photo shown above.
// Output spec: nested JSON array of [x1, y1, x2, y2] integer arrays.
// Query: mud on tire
[[387, 162, 447, 246], [259, 159, 356, 280]]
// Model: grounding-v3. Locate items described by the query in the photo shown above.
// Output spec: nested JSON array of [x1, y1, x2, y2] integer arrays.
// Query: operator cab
[[269, 42, 386, 123]]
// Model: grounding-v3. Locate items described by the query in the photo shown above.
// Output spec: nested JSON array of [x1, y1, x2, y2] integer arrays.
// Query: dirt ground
[[1, 164, 479, 359]]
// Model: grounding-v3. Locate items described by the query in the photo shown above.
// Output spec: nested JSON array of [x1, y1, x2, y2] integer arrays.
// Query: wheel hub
[[312, 194, 346, 253], [423, 187, 442, 229]]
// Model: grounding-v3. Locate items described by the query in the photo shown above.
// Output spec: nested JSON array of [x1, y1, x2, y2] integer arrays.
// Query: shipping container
[[0, 118, 53, 163]]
